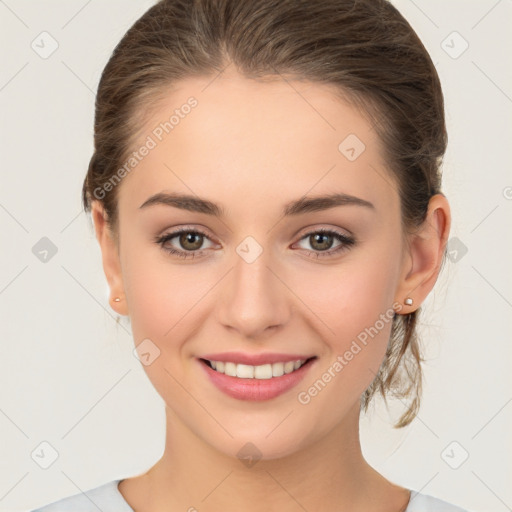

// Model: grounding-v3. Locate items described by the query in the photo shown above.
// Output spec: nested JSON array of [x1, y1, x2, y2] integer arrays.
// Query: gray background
[[1, 1, 511, 510]]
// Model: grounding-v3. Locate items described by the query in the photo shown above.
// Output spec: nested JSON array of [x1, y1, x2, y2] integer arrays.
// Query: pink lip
[[200, 351, 315, 366], [197, 356, 316, 401]]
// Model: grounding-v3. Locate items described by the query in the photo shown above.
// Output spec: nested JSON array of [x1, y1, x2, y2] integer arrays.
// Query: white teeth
[[272, 362, 284, 377], [236, 364, 254, 378], [254, 363, 272, 379], [224, 362, 237, 377], [206, 359, 308, 379], [284, 361, 295, 373]]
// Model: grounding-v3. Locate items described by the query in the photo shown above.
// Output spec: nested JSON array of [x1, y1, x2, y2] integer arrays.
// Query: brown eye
[[295, 228, 355, 258], [308, 232, 335, 251], [155, 228, 215, 259], [178, 232, 204, 251]]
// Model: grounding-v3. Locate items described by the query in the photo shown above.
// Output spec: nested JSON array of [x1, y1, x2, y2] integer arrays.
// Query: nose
[[216, 246, 291, 340]]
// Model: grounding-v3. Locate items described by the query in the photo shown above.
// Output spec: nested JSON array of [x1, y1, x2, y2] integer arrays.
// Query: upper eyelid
[[296, 225, 353, 239], [159, 226, 353, 247], [161, 223, 352, 237], [159, 227, 216, 245]]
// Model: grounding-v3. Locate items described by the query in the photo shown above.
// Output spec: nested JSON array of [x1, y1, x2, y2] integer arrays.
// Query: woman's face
[[101, 71, 411, 459]]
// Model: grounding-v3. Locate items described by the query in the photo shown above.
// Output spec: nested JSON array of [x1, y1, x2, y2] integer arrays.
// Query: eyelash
[[154, 227, 356, 260]]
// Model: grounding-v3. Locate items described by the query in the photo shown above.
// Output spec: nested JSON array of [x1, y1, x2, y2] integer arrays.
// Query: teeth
[[284, 361, 295, 373], [254, 364, 272, 379], [206, 359, 307, 379], [224, 362, 237, 377], [272, 362, 284, 377], [237, 364, 254, 378]]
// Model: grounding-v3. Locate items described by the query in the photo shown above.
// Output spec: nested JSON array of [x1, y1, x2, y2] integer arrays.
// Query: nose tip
[[216, 252, 290, 339]]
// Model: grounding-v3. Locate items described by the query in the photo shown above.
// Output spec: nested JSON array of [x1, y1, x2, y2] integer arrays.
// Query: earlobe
[[91, 201, 129, 316], [394, 194, 451, 313]]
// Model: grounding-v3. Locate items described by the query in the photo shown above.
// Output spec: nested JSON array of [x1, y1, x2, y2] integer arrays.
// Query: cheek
[[120, 237, 197, 344], [120, 252, 209, 406], [292, 252, 399, 396]]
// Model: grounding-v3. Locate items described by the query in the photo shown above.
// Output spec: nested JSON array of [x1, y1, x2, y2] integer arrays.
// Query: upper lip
[[200, 352, 316, 366]]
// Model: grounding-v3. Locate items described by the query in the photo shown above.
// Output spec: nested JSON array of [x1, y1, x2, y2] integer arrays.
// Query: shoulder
[[406, 490, 473, 512], [29, 479, 133, 512]]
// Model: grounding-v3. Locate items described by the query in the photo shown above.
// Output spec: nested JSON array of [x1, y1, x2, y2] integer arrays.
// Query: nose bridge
[[216, 237, 290, 337]]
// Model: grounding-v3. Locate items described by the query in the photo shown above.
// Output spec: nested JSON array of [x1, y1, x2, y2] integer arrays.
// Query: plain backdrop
[[1, 1, 511, 511]]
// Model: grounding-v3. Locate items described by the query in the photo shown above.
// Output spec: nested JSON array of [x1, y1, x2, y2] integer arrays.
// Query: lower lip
[[198, 358, 316, 401]]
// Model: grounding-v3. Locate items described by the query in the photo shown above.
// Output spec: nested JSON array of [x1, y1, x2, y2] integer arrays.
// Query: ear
[[393, 193, 451, 313], [91, 201, 129, 316]]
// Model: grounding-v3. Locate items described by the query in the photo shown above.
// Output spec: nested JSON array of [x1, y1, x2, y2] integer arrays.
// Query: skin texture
[[91, 69, 450, 511]]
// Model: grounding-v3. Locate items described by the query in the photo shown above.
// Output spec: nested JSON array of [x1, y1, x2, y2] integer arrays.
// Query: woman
[[32, 0, 471, 510]]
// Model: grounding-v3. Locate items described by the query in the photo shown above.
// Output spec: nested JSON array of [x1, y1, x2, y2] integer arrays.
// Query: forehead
[[118, 71, 398, 217]]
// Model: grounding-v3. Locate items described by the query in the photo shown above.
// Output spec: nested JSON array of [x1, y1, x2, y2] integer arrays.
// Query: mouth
[[197, 355, 317, 401]]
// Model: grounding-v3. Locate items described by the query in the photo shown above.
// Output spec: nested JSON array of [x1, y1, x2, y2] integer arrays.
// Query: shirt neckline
[[114, 479, 415, 511]]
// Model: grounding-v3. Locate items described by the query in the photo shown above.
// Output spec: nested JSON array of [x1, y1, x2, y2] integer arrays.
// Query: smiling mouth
[[200, 357, 316, 379]]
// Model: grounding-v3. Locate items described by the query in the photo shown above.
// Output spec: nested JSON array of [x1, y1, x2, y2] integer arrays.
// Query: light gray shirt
[[30, 479, 472, 511]]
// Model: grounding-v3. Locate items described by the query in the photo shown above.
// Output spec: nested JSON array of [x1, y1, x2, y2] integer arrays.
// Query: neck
[[120, 402, 410, 512]]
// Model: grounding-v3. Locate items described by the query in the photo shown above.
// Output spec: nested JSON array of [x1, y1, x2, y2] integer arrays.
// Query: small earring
[[404, 297, 413, 306], [113, 297, 121, 302]]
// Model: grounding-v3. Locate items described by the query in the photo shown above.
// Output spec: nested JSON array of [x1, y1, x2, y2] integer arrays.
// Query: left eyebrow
[[138, 191, 375, 217], [283, 192, 375, 215]]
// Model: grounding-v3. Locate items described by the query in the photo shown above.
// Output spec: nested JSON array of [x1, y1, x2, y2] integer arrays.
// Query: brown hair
[[82, 0, 448, 428]]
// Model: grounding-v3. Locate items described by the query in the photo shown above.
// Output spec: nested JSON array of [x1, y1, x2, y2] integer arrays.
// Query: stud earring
[[113, 297, 121, 302], [404, 297, 413, 306]]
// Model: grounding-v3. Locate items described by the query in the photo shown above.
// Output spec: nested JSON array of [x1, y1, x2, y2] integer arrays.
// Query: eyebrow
[[139, 191, 375, 217]]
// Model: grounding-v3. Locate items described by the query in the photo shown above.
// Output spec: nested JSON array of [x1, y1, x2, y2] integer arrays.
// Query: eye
[[154, 227, 215, 259], [294, 228, 355, 258], [155, 226, 356, 260]]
